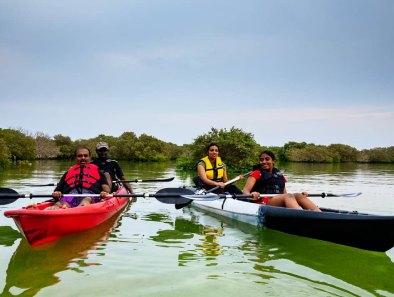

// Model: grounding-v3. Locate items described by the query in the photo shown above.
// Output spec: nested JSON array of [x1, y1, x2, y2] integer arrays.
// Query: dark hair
[[259, 150, 276, 161], [206, 142, 219, 153], [74, 146, 91, 158]]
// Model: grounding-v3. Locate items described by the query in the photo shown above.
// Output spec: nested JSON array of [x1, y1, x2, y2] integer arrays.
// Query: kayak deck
[[192, 198, 394, 252], [4, 187, 129, 246]]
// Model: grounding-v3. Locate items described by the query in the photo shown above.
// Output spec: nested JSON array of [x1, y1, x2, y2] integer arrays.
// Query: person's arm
[[113, 162, 133, 193], [53, 172, 67, 200], [242, 171, 261, 201], [222, 168, 228, 183], [242, 176, 257, 195], [98, 171, 111, 197], [197, 164, 225, 188], [120, 176, 134, 194], [99, 183, 111, 199]]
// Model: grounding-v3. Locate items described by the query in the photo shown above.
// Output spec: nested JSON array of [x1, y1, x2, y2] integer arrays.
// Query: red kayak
[[4, 187, 129, 246]]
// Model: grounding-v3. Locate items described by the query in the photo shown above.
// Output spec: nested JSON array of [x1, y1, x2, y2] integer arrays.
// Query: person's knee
[[284, 193, 295, 200], [78, 197, 95, 206]]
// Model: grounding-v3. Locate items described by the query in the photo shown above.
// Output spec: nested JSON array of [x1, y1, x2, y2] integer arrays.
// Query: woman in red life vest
[[27, 146, 110, 210], [243, 150, 321, 211]]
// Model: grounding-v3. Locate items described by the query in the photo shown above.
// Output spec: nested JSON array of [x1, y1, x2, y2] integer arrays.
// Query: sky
[[0, 0, 393, 150]]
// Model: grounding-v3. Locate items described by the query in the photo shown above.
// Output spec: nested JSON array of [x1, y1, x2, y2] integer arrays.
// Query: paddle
[[0, 187, 204, 206], [181, 192, 363, 200], [204, 171, 252, 194], [27, 177, 175, 187], [175, 171, 253, 209]]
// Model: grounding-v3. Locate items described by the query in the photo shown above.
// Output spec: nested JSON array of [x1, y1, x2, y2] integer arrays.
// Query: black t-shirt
[[91, 157, 124, 181]]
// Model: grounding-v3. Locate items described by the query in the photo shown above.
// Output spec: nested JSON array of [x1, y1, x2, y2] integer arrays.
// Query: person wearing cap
[[26, 146, 110, 210], [91, 142, 134, 194]]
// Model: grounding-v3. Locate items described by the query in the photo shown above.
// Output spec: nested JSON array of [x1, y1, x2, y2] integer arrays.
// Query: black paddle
[[0, 187, 203, 206], [27, 177, 175, 187]]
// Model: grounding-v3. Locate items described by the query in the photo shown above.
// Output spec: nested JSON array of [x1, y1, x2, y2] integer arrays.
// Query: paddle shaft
[[28, 177, 175, 187], [118, 177, 174, 183], [0, 193, 194, 199], [205, 171, 252, 193], [210, 193, 356, 199]]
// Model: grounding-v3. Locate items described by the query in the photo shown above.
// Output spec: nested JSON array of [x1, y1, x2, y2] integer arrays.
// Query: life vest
[[252, 167, 285, 194], [64, 164, 102, 194], [199, 156, 224, 181]]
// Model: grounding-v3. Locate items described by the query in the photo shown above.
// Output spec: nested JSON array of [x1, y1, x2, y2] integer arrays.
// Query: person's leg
[[294, 193, 321, 211], [45, 201, 71, 210], [77, 197, 95, 207], [25, 203, 39, 210], [267, 193, 301, 209], [26, 201, 71, 210]]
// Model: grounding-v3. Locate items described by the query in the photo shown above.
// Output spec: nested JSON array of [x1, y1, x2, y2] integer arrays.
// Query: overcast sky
[[0, 0, 393, 149]]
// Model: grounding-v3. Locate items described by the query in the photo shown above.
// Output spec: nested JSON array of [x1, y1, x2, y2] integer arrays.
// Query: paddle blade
[[335, 192, 362, 198], [0, 188, 20, 205], [181, 194, 220, 201], [308, 192, 363, 198], [155, 188, 195, 205]]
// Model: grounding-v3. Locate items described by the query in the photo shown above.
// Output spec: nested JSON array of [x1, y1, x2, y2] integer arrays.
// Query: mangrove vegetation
[[0, 127, 393, 170]]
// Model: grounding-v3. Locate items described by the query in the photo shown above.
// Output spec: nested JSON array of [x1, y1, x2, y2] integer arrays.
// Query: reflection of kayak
[[1, 205, 127, 296], [186, 207, 394, 295], [192, 198, 394, 252], [4, 187, 129, 246]]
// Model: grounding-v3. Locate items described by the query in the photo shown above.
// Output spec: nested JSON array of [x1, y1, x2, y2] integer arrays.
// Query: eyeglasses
[[98, 148, 108, 152]]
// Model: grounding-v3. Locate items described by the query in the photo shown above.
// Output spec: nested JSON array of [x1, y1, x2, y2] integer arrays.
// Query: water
[[0, 160, 394, 296]]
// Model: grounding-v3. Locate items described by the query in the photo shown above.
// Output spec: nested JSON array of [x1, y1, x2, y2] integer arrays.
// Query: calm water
[[0, 160, 394, 296]]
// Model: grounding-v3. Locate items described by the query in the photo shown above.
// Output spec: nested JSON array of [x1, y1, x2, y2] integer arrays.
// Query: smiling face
[[75, 148, 91, 165], [207, 145, 219, 161], [259, 153, 276, 172]]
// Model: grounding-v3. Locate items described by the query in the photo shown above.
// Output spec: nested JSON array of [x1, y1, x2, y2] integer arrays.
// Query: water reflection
[[146, 214, 225, 264], [0, 208, 127, 297], [0, 227, 22, 247], [187, 207, 394, 296]]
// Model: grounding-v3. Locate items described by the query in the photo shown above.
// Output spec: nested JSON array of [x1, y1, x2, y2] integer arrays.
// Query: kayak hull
[[192, 198, 394, 252], [4, 187, 129, 246]]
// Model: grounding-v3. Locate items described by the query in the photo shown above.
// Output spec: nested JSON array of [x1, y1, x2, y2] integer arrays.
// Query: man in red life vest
[[27, 146, 110, 210]]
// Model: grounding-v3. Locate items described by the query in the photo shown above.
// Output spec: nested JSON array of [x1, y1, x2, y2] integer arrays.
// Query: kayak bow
[[4, 187, 130, 246]]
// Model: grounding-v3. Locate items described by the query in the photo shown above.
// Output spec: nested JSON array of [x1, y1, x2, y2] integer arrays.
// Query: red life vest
[[64, 164, 102, 194]]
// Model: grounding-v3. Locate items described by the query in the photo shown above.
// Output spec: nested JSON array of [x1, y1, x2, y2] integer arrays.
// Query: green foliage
[[357, 147, 394, 163], [0, 131, 12, 168], [54, 134, 74, 159], [134, 134, 168, 161], [2, 126, 393, 165], [175, 127, 260, 171], [164, 142, 184, 160], [287, 145, 335, 163], [328, 144, 358, 162], [278, 141, 309, 161], [1, 128, 36, 160]]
